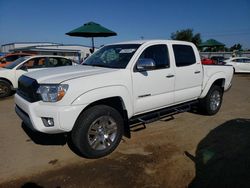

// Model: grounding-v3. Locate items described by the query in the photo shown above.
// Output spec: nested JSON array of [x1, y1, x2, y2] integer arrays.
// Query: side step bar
[[129, 100, 198, 125]]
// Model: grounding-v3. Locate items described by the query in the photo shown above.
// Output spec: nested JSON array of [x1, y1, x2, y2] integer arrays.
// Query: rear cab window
[[173, 44, 196, 67]]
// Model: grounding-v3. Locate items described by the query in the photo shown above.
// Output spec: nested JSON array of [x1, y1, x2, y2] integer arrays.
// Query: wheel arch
[[84, 96, 126, 115], [200, 73, 226, 98], [213, 78, 225, 88], [0, 77, 14, 89], [74, 96, 131, 138]]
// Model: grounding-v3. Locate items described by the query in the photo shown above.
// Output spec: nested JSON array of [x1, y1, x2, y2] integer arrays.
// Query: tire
[[71, 105, 124, 158], [199, 85, 223, 115], [0, 80, 12, 98]]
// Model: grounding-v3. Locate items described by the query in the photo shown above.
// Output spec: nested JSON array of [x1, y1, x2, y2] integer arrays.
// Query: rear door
[[172, 44, 202, 103], [236, 58, 250, 72]]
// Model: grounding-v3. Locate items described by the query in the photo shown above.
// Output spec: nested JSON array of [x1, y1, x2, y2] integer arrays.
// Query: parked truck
[[15, 40, 233, 158]]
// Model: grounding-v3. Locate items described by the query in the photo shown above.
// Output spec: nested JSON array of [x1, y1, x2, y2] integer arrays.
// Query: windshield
[[83, 44, 140, 68], [5, 56, 29, 69]]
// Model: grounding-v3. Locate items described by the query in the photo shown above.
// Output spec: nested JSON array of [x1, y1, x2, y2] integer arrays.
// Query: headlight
[[37, 84, 68, 102]]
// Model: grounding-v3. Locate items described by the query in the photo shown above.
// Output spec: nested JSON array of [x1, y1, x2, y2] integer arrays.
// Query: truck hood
[[25, 65, 119, 83]]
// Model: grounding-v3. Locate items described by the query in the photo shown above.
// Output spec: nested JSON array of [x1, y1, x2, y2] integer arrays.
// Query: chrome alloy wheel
[[210, 90, 221, 111], [87, 116, 118, 150]]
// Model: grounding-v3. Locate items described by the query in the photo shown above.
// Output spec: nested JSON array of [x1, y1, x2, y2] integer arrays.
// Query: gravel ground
[[0, 74, 249, 188]]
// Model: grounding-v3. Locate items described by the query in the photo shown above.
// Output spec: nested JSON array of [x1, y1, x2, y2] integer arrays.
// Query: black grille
[[17, 75, 41, 102]]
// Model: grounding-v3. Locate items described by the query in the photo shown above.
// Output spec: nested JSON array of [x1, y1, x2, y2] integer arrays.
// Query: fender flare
[[200, 72, 225, 98]]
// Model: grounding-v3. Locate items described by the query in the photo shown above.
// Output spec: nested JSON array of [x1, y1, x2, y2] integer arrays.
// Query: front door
[[132, 44, 175, 115]]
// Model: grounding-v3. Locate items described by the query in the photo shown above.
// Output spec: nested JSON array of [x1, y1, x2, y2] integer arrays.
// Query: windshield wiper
[[88, 64, 110, 68], [82, 64, 94, 67], [83, 63, 120, 69]]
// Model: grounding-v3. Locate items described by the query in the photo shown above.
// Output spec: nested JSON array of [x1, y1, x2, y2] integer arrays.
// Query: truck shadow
[[22, 123, 67, 145], [21, 123, 83, 156], [186, 118, 250, 188]]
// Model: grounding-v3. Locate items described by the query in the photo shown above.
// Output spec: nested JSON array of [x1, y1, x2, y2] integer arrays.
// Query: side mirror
[[136, 58, 156, 71]]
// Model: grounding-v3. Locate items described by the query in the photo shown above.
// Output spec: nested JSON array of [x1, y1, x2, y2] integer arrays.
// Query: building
[[200, 51, 250, 59], [1, 42, 92, 63], [1, 42, 58, 53]]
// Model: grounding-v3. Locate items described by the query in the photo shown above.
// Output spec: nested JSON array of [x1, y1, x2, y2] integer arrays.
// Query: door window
[[173, 45, 196, 67], [23, 59, 35, 69], [243, 59, 250, 63], [59, 58, 72, 66], [47, 58, 59, 67], [22, 58, 46, 69], [47, 57, 72, 67], [138, 44, 169, 70], [233, 58, 250, 63], [235, 59, 244, 63]]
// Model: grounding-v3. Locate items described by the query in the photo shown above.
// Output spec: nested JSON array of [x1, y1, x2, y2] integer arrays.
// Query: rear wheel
[[0, 80, 12, 98], [71, 105, 123, 158], [199, 85, 223, 115]]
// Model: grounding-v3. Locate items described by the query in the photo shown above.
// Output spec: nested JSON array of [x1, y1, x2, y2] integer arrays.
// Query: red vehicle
[[201, 58, 213, 65], [0, 53, 33, 67]]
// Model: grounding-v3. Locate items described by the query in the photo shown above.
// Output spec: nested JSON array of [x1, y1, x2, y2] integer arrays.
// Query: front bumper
[[15, 94, 86, 134]]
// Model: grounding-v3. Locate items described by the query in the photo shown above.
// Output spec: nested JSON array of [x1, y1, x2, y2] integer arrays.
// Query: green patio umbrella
[[66, 21, 117, 51], [199, 39, 225, 47]]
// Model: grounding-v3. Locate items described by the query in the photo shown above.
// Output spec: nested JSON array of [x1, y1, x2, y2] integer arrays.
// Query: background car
[[0, 52, 33, 67], [0, 55, 73, 98], [224, 57, 250, 73], [211, 56, 225, 65]]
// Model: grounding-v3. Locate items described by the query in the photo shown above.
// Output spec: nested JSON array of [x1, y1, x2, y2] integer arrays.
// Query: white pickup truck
[[15, 40, 233, 158]]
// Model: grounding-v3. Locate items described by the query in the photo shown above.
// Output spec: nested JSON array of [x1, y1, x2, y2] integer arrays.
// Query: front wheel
[[0, 80, 12, 98], [199, 85, 223, 115], [71, 105, 123, 158]]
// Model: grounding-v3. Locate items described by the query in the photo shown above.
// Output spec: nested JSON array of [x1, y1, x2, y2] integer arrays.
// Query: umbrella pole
[[91, 37, 94, 52]]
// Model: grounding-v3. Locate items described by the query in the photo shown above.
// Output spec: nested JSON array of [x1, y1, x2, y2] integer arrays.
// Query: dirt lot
[[0, 74, 250, 188]]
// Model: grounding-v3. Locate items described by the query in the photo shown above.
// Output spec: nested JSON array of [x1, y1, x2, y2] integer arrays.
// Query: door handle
[[194, 71, 201, 74], [166, 74, 175, 78]]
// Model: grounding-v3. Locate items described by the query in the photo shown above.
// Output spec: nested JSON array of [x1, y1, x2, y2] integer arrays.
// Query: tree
[[230, 43, 242, 51], [171, 29, 202, 47]]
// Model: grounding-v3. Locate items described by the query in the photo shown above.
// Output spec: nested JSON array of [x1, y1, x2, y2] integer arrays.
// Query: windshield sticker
[[119, 49, 136, 53]]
